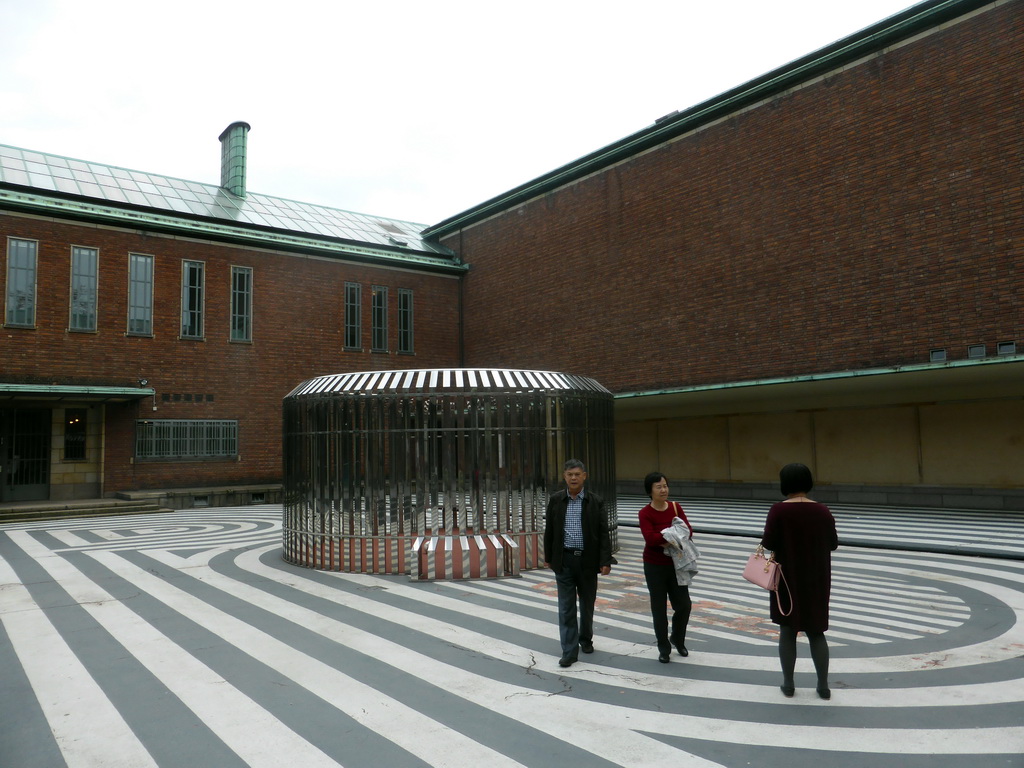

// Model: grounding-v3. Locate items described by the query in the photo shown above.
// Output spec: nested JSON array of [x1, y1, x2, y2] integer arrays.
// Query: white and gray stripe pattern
[[617, 495, 1024, 559], [1, 506, 1022, 767]]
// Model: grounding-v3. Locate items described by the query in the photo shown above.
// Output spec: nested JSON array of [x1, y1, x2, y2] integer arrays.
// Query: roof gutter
[[0, 187, 466, 275], [614, 354, 1024, 401]]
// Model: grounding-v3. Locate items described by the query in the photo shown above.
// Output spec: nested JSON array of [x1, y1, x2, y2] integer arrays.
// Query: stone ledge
[[116, 484, 282, 510]]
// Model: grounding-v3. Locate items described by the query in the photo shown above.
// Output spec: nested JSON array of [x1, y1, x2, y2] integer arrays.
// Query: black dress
[[761, 500, 838, 632]]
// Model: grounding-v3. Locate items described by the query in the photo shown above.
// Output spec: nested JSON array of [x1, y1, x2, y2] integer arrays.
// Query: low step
[[0, 502, 176, 524]]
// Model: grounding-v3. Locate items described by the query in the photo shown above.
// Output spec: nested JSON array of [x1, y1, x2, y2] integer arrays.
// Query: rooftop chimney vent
[[219, 121, 251, 197]]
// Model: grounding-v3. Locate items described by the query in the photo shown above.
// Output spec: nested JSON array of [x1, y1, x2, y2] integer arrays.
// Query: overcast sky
[[0, 0, 917, 226]]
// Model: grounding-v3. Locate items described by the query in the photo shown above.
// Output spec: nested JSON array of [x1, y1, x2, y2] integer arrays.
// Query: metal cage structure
[[282, 368, 616, 580]]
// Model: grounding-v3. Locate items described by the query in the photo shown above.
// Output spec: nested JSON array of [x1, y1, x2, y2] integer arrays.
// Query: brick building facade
[[427, 0, 1024, 509], [1, 123, 462, 505], [3, 0, 1022, 510]]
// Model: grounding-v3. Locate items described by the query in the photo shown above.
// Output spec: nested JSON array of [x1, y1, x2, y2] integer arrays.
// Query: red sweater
[[638, 501, 693, 565]]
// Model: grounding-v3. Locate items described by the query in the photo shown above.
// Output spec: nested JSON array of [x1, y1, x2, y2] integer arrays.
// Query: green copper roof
[[0, 143, 461, 271]]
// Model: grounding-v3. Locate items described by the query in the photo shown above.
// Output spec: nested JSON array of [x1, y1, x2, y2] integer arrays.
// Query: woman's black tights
[[779, 625, 829, 692]]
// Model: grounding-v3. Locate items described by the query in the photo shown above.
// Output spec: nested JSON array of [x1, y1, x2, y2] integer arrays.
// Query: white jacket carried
[[661, 517, 700, 586]]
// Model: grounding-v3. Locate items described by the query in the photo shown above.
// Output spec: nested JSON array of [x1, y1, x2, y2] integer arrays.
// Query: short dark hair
[[779, 463, 814, 496], [644, 471, 667, 498], [564, 458, 586, 472]]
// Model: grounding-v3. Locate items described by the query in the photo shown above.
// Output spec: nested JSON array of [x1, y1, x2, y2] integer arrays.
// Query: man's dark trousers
[[555, 550, 598, 659]]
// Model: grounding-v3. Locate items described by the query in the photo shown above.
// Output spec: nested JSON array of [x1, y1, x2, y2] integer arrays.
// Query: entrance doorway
[[0, 408, 51, 502]]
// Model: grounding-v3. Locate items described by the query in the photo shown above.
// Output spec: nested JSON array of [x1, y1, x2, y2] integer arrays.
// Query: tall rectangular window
[[128, 253, 154, 336], [398, 288, 414, 354], [64, 408, 87, 461], [230, 266, 253, 342], [70, 246, 98, 332], [181, 260, 205, 339], [372, 285, 388, 352], [6, 238, 37, 327], [344, 282, 361, 350]]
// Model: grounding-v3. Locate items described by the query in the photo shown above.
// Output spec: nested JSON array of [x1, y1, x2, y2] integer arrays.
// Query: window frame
[[181, 259, 205, 339], [230, 265, 253, 342], [344, 282, 362, 351], [5, 237, 38, 328], [127, 252, 154, 336], [398, 288, 414, 354], [69, 245, 99, 332], [371, 284, 388, 353], [64, 408, 88, 461], [135, 419, 238, 461]]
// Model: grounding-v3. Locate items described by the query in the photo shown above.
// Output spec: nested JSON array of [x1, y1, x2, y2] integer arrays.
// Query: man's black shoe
[[674, 643, 689, 657], [658, 651, 671, 663], [558, 655, 577, 668], [580, 639, 594, 654]]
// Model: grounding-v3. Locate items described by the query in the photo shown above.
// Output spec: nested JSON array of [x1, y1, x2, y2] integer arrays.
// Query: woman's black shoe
[[781, 684, 795, 698]]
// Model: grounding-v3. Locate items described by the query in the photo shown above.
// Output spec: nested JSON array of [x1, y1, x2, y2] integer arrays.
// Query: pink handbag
[[742, 545, 793, 616]]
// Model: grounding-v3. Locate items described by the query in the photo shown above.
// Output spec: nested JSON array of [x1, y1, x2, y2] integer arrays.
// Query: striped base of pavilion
[[283, 530, 541, 580]]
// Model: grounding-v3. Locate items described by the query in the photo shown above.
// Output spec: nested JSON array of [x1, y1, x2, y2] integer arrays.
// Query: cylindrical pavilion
[[282, 368, 616, 579]]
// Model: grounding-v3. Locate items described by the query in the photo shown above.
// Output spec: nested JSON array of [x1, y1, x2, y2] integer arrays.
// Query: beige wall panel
[[656, 416, 730, 481], [815, 407, 920, 484], [920, 401, 1024, 487], [729, 413, 814, 482], [615, 421, 660, 479]]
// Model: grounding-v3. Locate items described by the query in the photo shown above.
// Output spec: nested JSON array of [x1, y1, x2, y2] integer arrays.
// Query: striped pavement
[[617, 495, 1024, 559], [1, 504, 1023, 767]]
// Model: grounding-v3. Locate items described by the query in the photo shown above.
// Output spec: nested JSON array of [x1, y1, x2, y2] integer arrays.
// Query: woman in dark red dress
[[638, 472, 694, 663], [761, 463, 838, 699]]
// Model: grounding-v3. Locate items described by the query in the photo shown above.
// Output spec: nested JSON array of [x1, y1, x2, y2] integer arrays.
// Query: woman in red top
[[638, 471, 693, 663]]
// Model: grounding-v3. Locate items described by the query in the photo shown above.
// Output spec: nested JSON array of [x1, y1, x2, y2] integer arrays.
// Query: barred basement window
[[135, 419, 238, 460]]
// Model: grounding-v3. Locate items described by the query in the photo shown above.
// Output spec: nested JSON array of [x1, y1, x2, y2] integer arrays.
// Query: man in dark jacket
[[543, 458, 614, 667]]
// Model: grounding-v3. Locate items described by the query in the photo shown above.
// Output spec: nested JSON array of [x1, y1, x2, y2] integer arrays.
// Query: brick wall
[[442, 2, 1024, 394], [1, 215, 461, 493]]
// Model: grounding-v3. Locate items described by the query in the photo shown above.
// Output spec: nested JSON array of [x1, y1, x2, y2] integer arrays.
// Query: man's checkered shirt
[[563, 490, 584, 549]]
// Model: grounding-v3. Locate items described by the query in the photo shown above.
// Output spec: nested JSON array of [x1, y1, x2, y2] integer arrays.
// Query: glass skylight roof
[[0, 144, 449, 255]]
